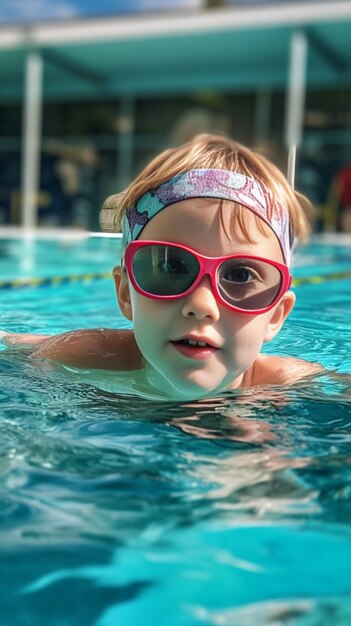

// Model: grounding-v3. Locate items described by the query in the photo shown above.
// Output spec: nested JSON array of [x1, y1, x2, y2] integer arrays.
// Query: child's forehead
[[139, 197, 284, 260]]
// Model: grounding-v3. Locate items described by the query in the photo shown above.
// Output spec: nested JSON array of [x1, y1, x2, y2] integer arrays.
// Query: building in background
[[0, 0, 350, 231]]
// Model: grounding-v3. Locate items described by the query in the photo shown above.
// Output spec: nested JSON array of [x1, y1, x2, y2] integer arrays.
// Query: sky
[[0, 0, 203, 25]]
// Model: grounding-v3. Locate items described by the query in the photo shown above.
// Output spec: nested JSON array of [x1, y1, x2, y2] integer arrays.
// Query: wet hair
[[101, 133, 312, 243]]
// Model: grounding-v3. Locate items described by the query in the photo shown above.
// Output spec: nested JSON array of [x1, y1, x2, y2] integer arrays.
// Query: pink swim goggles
[[124, 240, 292, 314]]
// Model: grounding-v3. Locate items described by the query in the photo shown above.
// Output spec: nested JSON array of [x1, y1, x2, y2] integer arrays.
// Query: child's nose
[[181, 276, 220, 321]]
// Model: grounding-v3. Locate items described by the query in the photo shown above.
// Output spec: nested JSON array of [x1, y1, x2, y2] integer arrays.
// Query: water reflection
[[0, 348, 351, 625]]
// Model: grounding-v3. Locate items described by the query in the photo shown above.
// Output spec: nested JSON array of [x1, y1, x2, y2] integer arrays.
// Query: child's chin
[[168, 373, 227, 400]]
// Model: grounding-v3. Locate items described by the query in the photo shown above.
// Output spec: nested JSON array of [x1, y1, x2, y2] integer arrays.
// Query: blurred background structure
[[0, 0, 350, 232]]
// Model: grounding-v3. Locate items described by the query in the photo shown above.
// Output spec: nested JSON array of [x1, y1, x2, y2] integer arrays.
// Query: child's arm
[[0, 329, 142, 371], [0, 331, 50, 345]]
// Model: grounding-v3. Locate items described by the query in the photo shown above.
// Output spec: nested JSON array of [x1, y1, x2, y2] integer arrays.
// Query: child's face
[[115, 198, 295, 399]]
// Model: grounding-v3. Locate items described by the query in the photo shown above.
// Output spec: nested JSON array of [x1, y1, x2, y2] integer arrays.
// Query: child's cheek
[[226, 316, 270, 367], [130, 292, 170, 354], [131, 292, 168, 326]]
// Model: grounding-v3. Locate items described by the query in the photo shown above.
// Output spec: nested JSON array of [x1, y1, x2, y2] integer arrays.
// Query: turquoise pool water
[[0, 236, 351, 625]]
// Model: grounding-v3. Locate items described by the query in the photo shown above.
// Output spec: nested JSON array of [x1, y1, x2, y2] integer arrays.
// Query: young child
[[2, 134, 322, 399]]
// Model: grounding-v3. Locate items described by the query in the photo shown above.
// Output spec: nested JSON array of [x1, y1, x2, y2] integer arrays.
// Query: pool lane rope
[[0, 272, 112, 290], [0, 270, 351, 290]]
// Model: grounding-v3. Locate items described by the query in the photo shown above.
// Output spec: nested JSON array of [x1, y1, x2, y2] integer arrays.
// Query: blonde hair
[[101, 133, 312, 242]]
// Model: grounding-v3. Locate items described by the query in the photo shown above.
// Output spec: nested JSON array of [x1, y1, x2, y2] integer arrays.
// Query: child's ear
[[113, 266, 133, 321], [263, 290, 295, 343]]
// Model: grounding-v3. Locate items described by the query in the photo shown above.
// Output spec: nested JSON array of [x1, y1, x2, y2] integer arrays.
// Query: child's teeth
[[188, 339, 207, 347]]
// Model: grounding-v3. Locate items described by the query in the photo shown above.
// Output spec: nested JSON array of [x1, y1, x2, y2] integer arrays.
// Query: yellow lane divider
[[0, 272, 111, 290], [293, 270, 351, 286]]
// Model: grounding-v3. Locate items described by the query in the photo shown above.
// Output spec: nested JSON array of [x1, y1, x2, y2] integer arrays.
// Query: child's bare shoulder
[[35, 328, 142, 370], [247, 353, 323, 386], [4, 328, 142, 371]]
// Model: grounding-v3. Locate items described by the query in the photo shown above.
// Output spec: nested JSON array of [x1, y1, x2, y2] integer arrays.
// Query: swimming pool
[[0, 234, 350, 625]]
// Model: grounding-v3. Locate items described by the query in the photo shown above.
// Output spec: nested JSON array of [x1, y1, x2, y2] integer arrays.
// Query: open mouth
[[177, 338, 210, 348], [171, 338, 219, 359]]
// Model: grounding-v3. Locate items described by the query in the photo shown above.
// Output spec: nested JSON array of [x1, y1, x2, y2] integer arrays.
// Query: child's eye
[[160, 254, 187, 274], [223, 265, 258, 283]]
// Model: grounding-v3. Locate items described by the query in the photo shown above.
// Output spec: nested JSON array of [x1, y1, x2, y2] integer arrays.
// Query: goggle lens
[[132, 244, 200, 295], [218, 258, 282, 310]]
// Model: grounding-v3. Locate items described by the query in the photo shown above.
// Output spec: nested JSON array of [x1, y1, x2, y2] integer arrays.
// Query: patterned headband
[[122, 169, 293, 265]]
